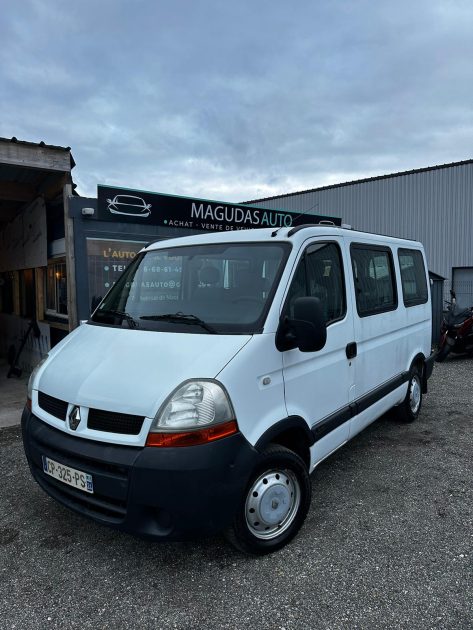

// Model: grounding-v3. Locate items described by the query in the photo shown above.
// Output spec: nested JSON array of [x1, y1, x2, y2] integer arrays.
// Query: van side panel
[[216, 334, 286, 448], [344, 238, 431, 438], [283, 317, 354, 467]]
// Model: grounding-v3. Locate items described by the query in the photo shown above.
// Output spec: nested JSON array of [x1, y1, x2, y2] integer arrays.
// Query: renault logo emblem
[[69, 406, 81, 431]]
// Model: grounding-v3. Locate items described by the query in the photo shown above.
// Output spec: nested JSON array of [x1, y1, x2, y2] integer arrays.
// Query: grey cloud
[[1, 0, 472, 201]]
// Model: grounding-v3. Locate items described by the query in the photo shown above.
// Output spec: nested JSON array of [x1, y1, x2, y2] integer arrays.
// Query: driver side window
[[284, 242, 346, 324]]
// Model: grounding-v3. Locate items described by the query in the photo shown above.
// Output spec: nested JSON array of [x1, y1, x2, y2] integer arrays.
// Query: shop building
[[0, 137, 75, 373]]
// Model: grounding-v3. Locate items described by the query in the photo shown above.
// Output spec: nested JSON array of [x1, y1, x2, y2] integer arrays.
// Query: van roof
[[143, 225, 423, 252]]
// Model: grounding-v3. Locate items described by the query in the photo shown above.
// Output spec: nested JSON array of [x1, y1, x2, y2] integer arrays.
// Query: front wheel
[[395, 365, 423, 423], [225, 444, 311, 555]]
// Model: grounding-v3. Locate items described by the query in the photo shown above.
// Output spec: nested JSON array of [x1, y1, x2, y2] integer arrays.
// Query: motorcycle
[[436, 290, 473, 362]]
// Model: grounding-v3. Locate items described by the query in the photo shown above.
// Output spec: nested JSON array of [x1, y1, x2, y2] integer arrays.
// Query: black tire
[[395, 364, 423, 423], [224, 444, 311, 555]]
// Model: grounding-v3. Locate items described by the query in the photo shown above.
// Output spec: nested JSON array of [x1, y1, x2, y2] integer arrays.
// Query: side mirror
[[276, 297, 327, 352]]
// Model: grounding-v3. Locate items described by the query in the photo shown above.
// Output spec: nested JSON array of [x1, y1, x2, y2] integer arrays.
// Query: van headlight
[[147, 380, 238, 447], [27, 355, 49, 400], [153, 380, 235, 429]]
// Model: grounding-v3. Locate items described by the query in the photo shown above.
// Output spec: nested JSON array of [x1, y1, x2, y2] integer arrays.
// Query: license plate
[[42, 456, 94, 494]]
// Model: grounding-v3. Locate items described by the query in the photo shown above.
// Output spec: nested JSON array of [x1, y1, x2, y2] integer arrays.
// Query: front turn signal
[[146, 420, 238, 447]]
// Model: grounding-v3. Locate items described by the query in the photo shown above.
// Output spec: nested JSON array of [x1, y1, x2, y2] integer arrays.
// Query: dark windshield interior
[[90, 242, 290, 334]]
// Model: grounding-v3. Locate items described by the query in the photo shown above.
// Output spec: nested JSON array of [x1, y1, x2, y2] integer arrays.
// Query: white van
[[22, 225, 435, 554]]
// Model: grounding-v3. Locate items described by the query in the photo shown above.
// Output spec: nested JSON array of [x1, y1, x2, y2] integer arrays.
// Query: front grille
[[88, 408, 145, 435], [38, 392, 68, 421]]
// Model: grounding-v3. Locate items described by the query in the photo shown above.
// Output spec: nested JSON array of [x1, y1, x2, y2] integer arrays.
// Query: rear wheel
[[395, 365, 423, 423], [225, 444, 311, 555]]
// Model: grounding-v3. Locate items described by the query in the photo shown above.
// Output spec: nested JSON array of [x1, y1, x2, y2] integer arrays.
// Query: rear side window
[[398, 248, 428, 306], [284, 242, 346, 324], [351, 244, 397, 316]]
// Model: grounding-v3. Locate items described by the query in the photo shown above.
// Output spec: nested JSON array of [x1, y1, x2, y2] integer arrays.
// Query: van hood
[[37, 323, 251, 418]]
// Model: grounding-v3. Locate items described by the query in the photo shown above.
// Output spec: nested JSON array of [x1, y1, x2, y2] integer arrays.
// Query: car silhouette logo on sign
[[106, 195, 152, 219]]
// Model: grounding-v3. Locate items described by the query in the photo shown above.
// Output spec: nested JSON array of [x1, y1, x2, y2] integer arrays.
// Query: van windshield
[[90, 242, 290, 334]]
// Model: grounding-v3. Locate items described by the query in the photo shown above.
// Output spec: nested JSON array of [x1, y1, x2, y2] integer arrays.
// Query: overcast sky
[[1, 0, 473, 202]]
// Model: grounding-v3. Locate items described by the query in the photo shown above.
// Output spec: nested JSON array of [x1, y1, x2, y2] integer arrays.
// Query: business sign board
[[97, 185, 341, 232]]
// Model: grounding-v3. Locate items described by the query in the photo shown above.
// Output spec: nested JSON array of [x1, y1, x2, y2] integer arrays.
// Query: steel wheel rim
[[409, 375, 421, 414], [245, 469, 301, 540]]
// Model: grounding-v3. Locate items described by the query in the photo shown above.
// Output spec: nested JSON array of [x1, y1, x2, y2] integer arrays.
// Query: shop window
[[0, 272, 15, 314], [46, 260, 68, 316]]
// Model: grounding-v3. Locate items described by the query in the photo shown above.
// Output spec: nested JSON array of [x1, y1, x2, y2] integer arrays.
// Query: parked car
[[106, 194, 152, 218], [22, 225, 435, 554]]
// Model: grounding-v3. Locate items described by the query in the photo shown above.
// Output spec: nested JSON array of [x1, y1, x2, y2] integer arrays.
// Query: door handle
[[346, 342, 357, 359]]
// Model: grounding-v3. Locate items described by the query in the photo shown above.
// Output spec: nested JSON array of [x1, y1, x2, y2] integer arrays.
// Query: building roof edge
[[245, 158, 473, 204]]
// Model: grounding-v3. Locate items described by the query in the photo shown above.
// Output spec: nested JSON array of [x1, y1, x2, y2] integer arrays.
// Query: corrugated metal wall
[[251, 162, 473, 285]]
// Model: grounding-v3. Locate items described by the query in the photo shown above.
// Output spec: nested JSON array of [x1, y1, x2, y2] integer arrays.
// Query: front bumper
[[21, 408, 258, 540]]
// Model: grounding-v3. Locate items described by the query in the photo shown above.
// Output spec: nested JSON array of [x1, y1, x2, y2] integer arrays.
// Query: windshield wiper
[[140, 312, 216, 334], [95, 309, 138, 329]]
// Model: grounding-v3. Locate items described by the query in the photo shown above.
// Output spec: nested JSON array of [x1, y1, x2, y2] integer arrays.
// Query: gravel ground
[[0, 356, 472, 630]]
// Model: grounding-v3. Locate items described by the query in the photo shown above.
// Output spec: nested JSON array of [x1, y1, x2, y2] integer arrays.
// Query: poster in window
[[86, 238, 147, 313]]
